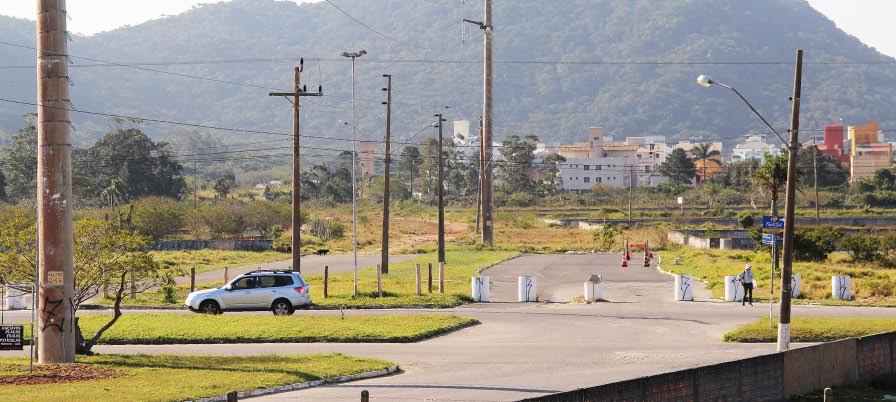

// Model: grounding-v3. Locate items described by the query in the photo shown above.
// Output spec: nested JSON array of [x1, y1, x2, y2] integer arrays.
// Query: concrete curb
[[190, 365, 400, 402]]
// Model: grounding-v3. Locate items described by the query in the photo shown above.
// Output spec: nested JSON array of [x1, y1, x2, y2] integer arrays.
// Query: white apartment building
[[554, 127, 670, 189], [731, 135, 779, 162], [558, 157, 630, 190]]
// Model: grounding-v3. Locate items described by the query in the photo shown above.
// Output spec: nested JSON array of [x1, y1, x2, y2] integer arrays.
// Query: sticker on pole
[[0, 325, 24, 351], [47, 271, 64, 286], [762, 216, 785, 232], [761, 233, 783, 245]]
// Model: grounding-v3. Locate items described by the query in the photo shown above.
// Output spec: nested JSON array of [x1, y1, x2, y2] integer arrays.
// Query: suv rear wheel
[[199, 300, 222, 315], [271, 298, 295, 316]]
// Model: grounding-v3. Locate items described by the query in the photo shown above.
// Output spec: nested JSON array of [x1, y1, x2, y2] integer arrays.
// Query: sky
[[0, 0, 893, 57]]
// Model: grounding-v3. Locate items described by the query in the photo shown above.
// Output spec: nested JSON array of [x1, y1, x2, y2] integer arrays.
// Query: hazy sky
[[0, 0, 893, 57]]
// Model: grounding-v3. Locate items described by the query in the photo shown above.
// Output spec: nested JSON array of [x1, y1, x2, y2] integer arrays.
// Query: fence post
[[324, 266, 329, 298], [377, 264, 383, 298], [361, 390, 369, 402], [190, 267, 196, 293], [439, 262, 445, 294], [226, 390, 238, 402], [428, 263, 433, 293], [224, 266, 229, 283], [415, 264, 422, 296], [129, 268, 137, 299]]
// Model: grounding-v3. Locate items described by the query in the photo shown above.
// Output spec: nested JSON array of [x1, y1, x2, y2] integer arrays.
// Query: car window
[[231, 277, 258, 290], [274, 276, 294, 287]]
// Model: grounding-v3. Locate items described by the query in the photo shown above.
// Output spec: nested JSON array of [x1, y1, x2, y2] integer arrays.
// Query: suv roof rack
[[248, 269, 295, 274]]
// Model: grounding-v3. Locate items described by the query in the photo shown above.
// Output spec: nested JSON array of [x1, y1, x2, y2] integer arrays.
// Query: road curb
[[190, 365, 400, 402]]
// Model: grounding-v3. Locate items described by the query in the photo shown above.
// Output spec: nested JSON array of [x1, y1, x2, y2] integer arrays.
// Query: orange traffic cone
[[621, 257, 628, 268]]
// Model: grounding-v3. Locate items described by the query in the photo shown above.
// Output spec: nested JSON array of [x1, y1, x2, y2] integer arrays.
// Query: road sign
[[762, 233, 783, 245], [630, 243, 647, 249], [0, 325, 23, 351], [762, 216, 785, 232]]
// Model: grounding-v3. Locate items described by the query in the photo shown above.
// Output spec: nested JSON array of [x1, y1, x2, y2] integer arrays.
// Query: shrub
[[132, 196, 185, 240], [736, 212, 755, 228], [793, 227, 842, 262], [845, 236, 881, 263], [592, 223, 622, 252], [506, 192, 535, 207]]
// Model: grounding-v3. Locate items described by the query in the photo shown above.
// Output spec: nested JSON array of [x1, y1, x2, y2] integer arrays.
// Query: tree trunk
[[77, 271, 127, 355]]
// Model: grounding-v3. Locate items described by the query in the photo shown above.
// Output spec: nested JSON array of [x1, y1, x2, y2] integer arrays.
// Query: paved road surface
[[8, 254, 895, 401], [175, 254, 417, 285]]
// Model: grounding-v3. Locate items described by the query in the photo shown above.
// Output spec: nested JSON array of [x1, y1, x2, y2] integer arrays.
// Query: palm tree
[[100, 178, 124, 210], [691, 142, 721, 185], [751, 154, 788, 216]]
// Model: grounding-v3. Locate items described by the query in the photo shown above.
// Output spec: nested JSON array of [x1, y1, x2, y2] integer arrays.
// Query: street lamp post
[[696, 50, 804, 352], [341, 49, 366, 298]]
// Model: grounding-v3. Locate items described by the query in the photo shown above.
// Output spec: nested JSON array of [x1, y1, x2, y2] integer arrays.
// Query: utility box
[[518, 276, 537, 302], [471, 276, 490, 302], [832, 275, 851, 300], [584, 274, 603, 301], [724, 276, 745, 302], [674, 274, 694, 301]]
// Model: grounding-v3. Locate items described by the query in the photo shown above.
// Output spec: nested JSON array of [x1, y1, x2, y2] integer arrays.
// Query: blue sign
[[762, 233, 783, 245], [762, 216, 785, 231]]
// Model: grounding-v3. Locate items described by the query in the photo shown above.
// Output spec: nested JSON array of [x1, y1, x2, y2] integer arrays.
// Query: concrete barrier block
[[674, 274, 694, 301], [832, 275, 852, 300], [724, 276, 744, 302], [518, 276, 537, 302], [471, 276, 490, 302]]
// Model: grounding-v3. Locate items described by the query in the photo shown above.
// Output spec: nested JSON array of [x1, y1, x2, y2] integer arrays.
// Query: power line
[[322, 0, 431, 50]]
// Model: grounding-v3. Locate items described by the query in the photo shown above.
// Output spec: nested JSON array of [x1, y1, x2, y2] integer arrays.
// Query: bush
[[132, 196, 184, 240], [793, 227, 842, 262], [736, 212, 755, 228], [506, 192, 535, 207], [845, 236, 880, 263], [592, 224, 622, 252]]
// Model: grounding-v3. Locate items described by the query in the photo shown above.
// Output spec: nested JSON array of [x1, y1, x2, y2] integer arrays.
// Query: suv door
[[220, 276, 259, 308], [256, 275, 294, 307]]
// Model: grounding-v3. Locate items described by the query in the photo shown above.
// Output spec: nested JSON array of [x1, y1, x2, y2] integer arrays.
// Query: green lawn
[[660, 246, 896, 306], [0, 353, 392, 402], [724, 317, 896, 343], [60, 313, 477, 344], [152, 249, 289, 275]]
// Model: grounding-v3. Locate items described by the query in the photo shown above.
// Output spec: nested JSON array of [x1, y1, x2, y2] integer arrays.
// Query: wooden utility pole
[[381, 75, 392, 274], [465, 0, 494, 246], [269, 59, 322, 273], [37, 0, 76, 363], [778, 49, 803, 352], [435, 113, 447, 264]]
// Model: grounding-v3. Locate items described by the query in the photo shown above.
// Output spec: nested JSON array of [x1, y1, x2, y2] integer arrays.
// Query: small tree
[[213, 174, 237, 198], [132, 196, 185, 241], [0, 212, 171, 354], [751, 154, 788, 214], [658, 148, 696, 187]]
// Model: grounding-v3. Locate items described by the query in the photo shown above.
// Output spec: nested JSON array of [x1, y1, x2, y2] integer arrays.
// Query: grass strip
[[724, 317, 896, 343], [48, 313, 476, 344], [0, 353, 392, 402], [152, 249, 290, 275]]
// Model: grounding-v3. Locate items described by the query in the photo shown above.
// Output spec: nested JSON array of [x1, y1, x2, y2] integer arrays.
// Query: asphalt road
[[8, 253, 896, 402], [174, 253, 417, 285]]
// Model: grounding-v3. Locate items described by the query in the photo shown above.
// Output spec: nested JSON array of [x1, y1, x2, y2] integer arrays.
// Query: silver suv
[[185, 270, 311, 315]]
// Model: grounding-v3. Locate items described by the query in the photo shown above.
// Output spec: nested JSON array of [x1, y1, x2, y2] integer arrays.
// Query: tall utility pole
[[628, 165, 634, 223], [476, 116, 483, 234], [813, 138, 820, 226], [37, 0, 75, 363], [381, 75, 392, 274], [778, 49, 804, 352], [269, 59, 322, 273], [435, 114, 447, 264], [341, 50, 366, 297], [464, 0, 494, 246]]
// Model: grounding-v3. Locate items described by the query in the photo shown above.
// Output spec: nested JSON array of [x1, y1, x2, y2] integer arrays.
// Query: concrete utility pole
[[269, 59, 322, 272], [341, 49, 366, 298], [628, 165, 634, 223], [381, 75, 392, 274], [778, 49, 804, 352], [813, 138, 820, 226], [435, 113, 447, 264], [37, 0, 75, 363], [464, 0, 494, 246], [476, 116, 483, 234]]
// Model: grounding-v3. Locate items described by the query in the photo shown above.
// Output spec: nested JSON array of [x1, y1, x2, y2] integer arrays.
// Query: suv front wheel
[[199, 300, 222, 315], [271, 298, 295, 316]]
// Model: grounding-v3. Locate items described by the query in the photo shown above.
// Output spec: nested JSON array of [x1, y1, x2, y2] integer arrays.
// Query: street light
[[342, 49, 366, 298], [697, 50, 804, 353]]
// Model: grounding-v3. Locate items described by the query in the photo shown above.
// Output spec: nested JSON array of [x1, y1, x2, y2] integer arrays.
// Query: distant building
[[849, 121, 891, 182], [453, 120, 471, 144], [818, 124, 849, 164], [359, 141, 377, 176], [849, 121, 880, 147], [558, 158, 630, 190], [554, 127, 668, 189], [731, 135, 778, 162]]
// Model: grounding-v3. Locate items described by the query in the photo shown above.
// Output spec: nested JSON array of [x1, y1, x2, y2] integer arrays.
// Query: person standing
[[738, 263, 754, 306]]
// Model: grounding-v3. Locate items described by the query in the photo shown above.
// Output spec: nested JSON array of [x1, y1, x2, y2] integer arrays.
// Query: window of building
[[584, 177, 590, 183], [584, 165, 590, 171]]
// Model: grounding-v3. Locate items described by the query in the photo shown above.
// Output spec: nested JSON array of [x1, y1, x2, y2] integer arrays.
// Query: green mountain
[[0, 0, 893, 151]]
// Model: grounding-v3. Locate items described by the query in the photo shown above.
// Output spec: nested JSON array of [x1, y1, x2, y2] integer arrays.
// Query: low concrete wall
[[521, 332, 896, 402], [154, 239, 273, 251]]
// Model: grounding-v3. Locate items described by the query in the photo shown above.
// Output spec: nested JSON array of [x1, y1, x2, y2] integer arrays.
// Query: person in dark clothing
[[738, 263, 754, 306]]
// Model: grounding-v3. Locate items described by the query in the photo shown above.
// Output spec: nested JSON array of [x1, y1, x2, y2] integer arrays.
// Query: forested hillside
[[0, 0, 894, 150]]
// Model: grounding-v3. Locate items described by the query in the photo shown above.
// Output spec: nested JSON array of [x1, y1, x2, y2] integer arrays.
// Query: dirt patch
[[0, 363, 125, 385]]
